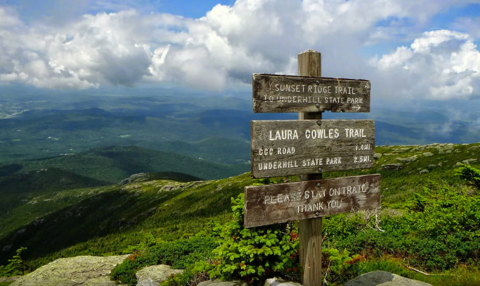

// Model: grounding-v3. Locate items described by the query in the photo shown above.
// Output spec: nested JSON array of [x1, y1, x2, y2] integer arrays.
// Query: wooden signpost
[[251, 119, 375, 178], [245, 50, 380, 286]]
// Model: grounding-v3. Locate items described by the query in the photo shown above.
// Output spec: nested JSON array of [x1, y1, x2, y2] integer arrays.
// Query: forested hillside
[[1, 142, 479, 285]]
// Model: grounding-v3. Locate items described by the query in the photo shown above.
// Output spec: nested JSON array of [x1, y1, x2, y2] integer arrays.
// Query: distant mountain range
[[2, 105, 480, 166], [1, 145, 248, 183]]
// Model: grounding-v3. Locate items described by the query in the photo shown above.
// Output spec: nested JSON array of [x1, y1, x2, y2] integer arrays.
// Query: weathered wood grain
[[251, 119, 375, 178], [297, 49, 323, 286], [253, 73, 371, 113], [244, 174, 381, 228]]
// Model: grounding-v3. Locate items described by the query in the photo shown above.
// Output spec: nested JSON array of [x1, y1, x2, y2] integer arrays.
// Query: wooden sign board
[[251, 119, 375, 178], [253, 74, 371, 113], [244, 174, 381, 228]]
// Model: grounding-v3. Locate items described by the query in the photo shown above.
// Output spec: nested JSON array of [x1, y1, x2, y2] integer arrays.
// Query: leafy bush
[[407, 183, 480, 238], [456, 164, 480, 189], [325, 169, 480, 272], [148, 235, 217, 269], [404, 179, 480, 269], [322, 247, 364, 285], [196, 194, 300, 285], [160, 267, 210, 286], [0, 247, 27, 277]]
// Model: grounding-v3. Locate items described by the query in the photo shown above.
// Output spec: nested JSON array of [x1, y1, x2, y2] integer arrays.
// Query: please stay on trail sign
[[245, 174, 380, 228]]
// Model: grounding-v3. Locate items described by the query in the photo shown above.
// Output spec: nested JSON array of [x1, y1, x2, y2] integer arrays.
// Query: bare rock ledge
[[10, 255, 129, 286], [198, 280, 248, 286], [136, 265, 184, 286], [345, 271, 431, 286]]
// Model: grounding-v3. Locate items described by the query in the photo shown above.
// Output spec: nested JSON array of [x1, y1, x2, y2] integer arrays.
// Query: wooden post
[[298, 49, 323, 286]]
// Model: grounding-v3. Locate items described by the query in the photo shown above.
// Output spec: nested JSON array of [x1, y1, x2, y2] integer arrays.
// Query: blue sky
[[0, 0, 479, 110], [0, 0, 236, 23]]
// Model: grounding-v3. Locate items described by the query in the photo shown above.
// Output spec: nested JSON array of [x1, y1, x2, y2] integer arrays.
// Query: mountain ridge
[[0, 141, 479, 272], [3, 145, 249, 183]]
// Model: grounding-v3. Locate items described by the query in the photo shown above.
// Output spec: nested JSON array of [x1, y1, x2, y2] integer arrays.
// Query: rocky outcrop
[[345, 271, 431, 286], [136, 265, 184, 286], [264, 277, 302, 286], [119, 173, 148, 185], [396, 155, 417, 163], [10, 255, 128, 286], [0, 276, 20, 283], [381, 163, 403, 170], [432, 143, 454, 154], [454, 158, 477, 167], [374, 153, 382, 160], [198, 280, 248, 286], [392, 147, 411, 153]]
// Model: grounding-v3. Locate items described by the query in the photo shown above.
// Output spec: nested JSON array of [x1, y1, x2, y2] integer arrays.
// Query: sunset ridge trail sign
[[251, 119, 375, 178], [253, 74, 371, 113], [245, 174, 380, 228]]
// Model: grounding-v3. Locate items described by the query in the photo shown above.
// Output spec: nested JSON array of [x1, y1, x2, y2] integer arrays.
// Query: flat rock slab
[[198, 280, 248, 286], [137, 278, 160, 286], [0, 276, 20, 283], [381, 164, 403, 170], [136, 265, 184, 286], [345, 271, 431, 286], [10, 255, 129, 286], [264, 277, 302, 286]]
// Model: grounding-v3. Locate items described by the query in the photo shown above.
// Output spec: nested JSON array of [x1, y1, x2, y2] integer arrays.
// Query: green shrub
[[110, 235, 216, 286], [456, 164, 480, 189], [325, 172, 480, 271], [0, 247, 27, 277], [110, 251, 143, 285], [149, 235, 217, 269], [407, 184, 480, 238], [322, 247, 364, 285], [160, 267, 210, 286], [196, 194, 300, 285], [404, 181, 480, 270]]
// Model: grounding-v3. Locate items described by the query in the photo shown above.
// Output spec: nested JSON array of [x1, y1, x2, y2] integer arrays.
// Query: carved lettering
[[305, 129, 340, 139], [269, 130, 299, 141], [244, 174, 381, 228], [344, 128, 366, 138]]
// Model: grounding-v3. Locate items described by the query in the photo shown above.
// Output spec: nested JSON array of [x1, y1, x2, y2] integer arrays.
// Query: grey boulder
[[345, 271, 431, 286], [264, 277, 301, 286], [10, 255, 129, 286], [136, 265, 184, 286], [198, 280, 248, 286]]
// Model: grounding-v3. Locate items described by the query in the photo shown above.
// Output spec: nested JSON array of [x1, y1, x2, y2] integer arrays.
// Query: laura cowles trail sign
[[244, 50, 380, 286], [250, 119, 375, 178]]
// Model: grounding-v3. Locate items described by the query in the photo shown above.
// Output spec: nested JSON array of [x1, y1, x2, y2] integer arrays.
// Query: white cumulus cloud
[[371, 30, 480, 100], [0, 0, 479, 98]]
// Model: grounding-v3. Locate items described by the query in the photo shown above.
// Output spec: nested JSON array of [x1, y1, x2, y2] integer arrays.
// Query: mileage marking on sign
[[253, 74, 371, 113], [244, 174, 381, 228], [251, 119, 375, 178]]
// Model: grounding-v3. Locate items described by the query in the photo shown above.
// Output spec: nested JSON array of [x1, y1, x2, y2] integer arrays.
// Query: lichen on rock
[[10, 255, 129, 286]]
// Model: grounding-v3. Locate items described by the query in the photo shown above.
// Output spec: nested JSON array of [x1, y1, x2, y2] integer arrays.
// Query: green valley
[[2, 90, 480, 285], [0, 142, 479, 285], [5, 145, 249, 183]]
